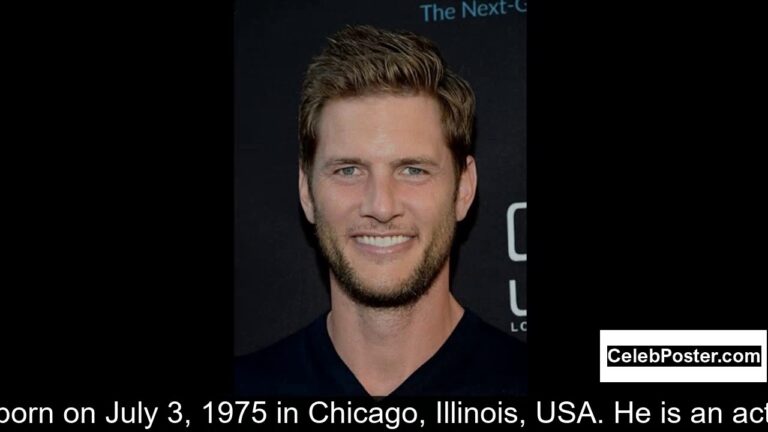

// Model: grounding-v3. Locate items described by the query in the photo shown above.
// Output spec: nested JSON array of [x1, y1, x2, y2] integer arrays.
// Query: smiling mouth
[[354, 235, 413, 247]]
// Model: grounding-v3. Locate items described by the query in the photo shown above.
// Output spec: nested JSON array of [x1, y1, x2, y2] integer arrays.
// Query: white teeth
[[355, 235, 411, 247]]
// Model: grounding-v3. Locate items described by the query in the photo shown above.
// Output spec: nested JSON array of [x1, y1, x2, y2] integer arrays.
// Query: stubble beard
[[314, 207, 456, 310]]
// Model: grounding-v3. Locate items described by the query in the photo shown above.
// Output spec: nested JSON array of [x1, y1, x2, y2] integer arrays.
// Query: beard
[[314, 208, 456, 310]]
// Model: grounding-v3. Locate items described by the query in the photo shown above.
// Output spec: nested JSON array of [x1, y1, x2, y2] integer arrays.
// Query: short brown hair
[[299, 25, 475, 178]]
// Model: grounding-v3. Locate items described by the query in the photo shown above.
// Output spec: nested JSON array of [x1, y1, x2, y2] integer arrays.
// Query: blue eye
[[337, 166, 358, 176], [403, 167, 426, 176]]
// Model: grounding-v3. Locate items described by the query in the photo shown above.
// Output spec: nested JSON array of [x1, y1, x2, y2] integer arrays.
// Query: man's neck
[[326, 266, 464, 397]]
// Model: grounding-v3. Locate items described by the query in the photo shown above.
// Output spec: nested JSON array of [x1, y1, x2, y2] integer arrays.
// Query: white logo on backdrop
[[507, 202, 526, 262], [507, 202, 527, 332]]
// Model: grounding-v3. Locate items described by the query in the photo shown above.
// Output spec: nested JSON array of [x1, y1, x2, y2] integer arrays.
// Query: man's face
[[299, 94, 476, 309]]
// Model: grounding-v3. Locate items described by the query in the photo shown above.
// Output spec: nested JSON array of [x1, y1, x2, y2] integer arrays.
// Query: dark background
[[1, 0, 765, 427], [234, 0, 528, 356]]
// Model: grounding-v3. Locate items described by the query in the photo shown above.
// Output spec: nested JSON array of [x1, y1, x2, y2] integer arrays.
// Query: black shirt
[[235, 309, 527, 397]]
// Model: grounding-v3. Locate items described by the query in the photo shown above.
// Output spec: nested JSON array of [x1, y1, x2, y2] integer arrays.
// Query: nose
[[359, 171, 402, 223]]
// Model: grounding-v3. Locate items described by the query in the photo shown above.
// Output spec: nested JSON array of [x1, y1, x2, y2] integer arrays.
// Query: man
[[235, 25, 527, 397]]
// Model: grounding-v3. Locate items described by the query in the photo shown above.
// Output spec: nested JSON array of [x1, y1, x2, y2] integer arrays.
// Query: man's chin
[[357, 283, 409, 299], [333, 269, 427, 309], [342, 285, 424, 309]]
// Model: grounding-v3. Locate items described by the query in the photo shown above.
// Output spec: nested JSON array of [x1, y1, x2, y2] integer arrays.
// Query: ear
[[299, 166, 315, 224], [455, 156, 477, 222]]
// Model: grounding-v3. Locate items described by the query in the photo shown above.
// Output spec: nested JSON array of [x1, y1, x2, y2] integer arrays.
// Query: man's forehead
[[315, 94, 448, 160]]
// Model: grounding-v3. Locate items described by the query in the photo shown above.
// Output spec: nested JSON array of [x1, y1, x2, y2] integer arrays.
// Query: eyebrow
[[392, 157, 439, 168], [322, 158, 366, 169]]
